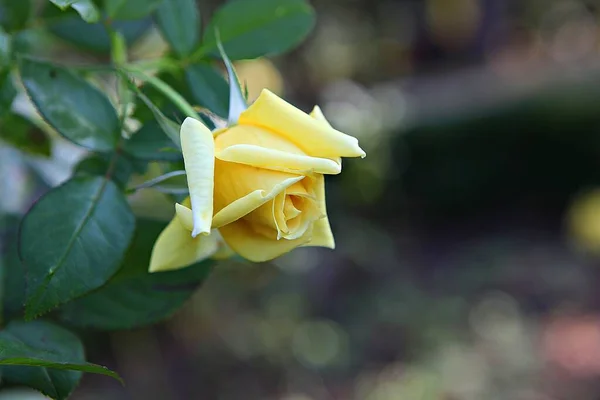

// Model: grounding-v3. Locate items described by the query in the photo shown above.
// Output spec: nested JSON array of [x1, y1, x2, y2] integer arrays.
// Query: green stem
[[184, 46, 207, 66], [128, 58, 180, 74], [120, 65, 199, 120]]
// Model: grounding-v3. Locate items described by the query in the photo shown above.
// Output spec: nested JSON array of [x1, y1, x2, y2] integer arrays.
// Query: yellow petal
[[173, 203, 235, 260], [149, 215, 219, 272], [214, 125, 341, 175], [211, 229, 237, 260], [239, 89, 366, 159], [219, 219, 312, 262], [310, 106, 342, 167], [305, 174, 335, 249], [212, 160, 304, 228], [180, 117, 214, 237], [309, 105, 329, 123], [175, 202, 194, 231]]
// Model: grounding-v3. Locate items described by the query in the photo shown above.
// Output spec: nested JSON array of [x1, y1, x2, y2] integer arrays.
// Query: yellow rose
[[149, 89, 365, 272]]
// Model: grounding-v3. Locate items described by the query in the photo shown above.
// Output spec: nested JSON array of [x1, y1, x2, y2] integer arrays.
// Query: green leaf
[[48, 0, 100, 23], [130, 71, 190, 123], [123, 121, 182, 161], [185, 63, 229, 118], [121, 66, 198, 121], [0, 320, 121, 399], [74, 153, 137, 188], [105, 0, 164, 20], [1, 214, 26, 321], [19, 57, 120, 151], [59, 219, 213, 330], [45, 4, 152, 54], [200, 0, 315, 60], [19, 176, 135, 318], [0, 68, 16, 117], [0, 0, 31, 32], [155, 0, 199, 57], [124, 76, 182, 148], [0, 28, 9, 66], [0, 113, 51, 157]]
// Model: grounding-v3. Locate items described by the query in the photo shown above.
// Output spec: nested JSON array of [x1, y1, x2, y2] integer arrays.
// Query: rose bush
[[149, 89, 366, 271]]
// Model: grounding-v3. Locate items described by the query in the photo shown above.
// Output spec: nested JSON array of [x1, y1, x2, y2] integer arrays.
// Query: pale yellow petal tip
[[180, 117, 210, 136]]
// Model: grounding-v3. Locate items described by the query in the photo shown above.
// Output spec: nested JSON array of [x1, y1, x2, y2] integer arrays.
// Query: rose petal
[[212, 160, 305, 228], [215, 125, 341, 175], [149, 214, 219, 272], [180, 117, 215, 237], [219, 219, 312, 262], [239, 89, 366, 159], [303, 174, 335, 249]]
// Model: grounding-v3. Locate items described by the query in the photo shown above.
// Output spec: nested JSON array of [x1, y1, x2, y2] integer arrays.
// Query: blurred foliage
[[5, 0, 600, 399]]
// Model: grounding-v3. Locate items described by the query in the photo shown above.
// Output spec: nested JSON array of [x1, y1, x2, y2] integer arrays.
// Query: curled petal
[[180, 117, 214, 237], [212, 160, 306, 227], [303, 174, 335, 249], [239, 89, 366, 159], [215, 125, 341, 175], [212, 176, 304, 228], [217, 144, 341, 175]]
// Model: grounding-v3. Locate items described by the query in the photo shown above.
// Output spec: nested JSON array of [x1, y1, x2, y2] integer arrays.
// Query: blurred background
[[7, 0, 600, 399]]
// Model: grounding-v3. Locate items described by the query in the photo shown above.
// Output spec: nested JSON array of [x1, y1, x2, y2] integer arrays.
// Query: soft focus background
[[6, 0, 600, 399]]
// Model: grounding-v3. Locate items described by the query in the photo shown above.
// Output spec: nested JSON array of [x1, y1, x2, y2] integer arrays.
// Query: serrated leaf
[[155, 0, 199, 57], [48, 0, 99, 23], [0, 113, 51, 157], [185, 63, 229, 119], [19, 176, 135, 318], [0, 320, 121, 399], [59, 219, 212, 330], [200, 0, 315, 60], [105, 0, 164, 20], [19, 57, 120, 151], [124, 120, 182, 161]]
